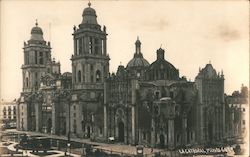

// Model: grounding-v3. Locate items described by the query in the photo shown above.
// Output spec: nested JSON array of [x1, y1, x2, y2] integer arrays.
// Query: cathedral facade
[[16, 3, 246, 149]]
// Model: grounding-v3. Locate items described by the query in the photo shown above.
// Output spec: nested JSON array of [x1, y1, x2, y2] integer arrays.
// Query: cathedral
[[16, 2, 247, 149]]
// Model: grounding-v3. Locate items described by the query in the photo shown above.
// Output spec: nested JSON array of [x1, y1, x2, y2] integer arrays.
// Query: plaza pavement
[[0, 141, 81, 157], [2, 129, 167, 156]]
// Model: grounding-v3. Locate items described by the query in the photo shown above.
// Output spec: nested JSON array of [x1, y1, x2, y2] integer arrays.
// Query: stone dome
[[30, 21, 44, 41], [147, 48, 179, 80], [81, 2, 98, 25], [127, 53, 150, 68]]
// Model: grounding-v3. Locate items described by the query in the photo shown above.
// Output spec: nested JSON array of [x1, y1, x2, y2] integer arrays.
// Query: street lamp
[[67, 142, 71, 156], [62, 90, 71, 156], [57, 90, 71, 156]]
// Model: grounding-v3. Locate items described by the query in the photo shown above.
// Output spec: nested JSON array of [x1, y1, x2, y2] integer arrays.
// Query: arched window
[[79, 38, 83, 55], [35, 51, 38, 64], [94, 38, 99, 55], [39, 52, 43, 64], [82, 64, 85, 82], [78, 70, 81, 83], [103, 65, 106, 76], [89, 37, 93, 54], [26, 77, 29, 87], [96, 70, 101, 82], [91, 75, 94, 83], [3, 107, 6, 118]]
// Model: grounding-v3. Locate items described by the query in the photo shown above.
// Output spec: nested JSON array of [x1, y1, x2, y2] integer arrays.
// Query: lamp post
[[60, 90, 71, 156], [66, 91, 71, 157]]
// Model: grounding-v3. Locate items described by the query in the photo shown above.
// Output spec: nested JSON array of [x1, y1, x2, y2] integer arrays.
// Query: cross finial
[[120, 62, 122, 65], [160, 44, 162, 48], [88, 0, 91, 7], [35, 19, 38, 27], [137, 36, 139, 40], [209, 60, 211, 64]]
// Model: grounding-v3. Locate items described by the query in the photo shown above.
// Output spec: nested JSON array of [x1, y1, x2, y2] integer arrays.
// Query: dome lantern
[[30, 20, 44, 41], [135, 36, 141, 54], [127, 37, 150, 68], [156, 47, 165, 60], [81, 2, 98, 25]]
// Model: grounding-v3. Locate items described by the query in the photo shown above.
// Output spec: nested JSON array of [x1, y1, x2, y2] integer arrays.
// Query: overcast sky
[[0, 0, 249, 101]]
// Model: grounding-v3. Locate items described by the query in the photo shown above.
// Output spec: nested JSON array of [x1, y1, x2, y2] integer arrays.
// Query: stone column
[[98, 39, 102, 55], [101, 39, 103, 55], [72, 65, 76, 85], [76, 39, 79, 55], [168, 118, 175, 149], [35, 102, 41, 132], [131, 79, 138, 145], [182, 116, 187, 145], [74, 37, 77, 55], [231, 109, 235, 138], [151, 117, 155, 147], [52, 102, 56, 134], [16, 102, 20, 130], [81, 37, 84, 55], [200, 105, 204, 142], [103, 38, 107, 55], [131, 105, 135, 144], [24, 103, 28, 131], [76, 104, 83, 136], [104, 81, 108, 140], [66, 102, 70, 137], [104, 104, 107, 140], [27, 102, 32, 131], [92, 37, 95, 54]]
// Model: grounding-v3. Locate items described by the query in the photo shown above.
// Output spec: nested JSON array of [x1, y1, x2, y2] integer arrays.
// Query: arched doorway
[[160, 134, 165, 148], [47, 118, 52, 133], [208, 122, 213, 143], [118, 121, 124, 142], [87, 126, 91, 138], [62, 121, 66, 135]]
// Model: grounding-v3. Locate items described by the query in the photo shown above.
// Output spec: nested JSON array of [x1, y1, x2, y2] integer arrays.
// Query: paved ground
[[0, 141, 81, 157], [1, 129, 167, 156], [4, 130, 243, 157]]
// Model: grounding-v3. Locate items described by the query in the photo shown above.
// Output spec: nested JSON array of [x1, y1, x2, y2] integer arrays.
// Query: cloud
[[129, 17, 169, 31], [143, 18, 169, 31], [215, 24, 241, 42]]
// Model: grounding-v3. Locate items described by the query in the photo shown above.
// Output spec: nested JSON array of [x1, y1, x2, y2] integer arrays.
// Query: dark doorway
[[87, 126, 91, 138], [47, 118, 52, 133], [118, 121, 124, 142], [31, 117, 36, 131], [160, 134, 165, 148], [208, 122, 213, 143], [62, 121, 66, 135]]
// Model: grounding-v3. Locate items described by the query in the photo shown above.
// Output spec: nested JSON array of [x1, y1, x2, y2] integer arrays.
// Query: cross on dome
[[35, 19, 38, 27]]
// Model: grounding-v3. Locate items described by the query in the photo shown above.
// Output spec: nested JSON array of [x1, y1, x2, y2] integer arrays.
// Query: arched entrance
[[62, 121, 66, 135], [87, 126, 91, 138], [160, 134, 165, 148], [47, 118, 52, 133], [208, 122, 213, 143], [118, 121, 124, 142]]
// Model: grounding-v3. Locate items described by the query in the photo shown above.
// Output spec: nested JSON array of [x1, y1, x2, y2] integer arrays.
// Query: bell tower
[[71, 2, 109, 90], [70, 2, 110, 138], [22, 21, 52, 93]]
